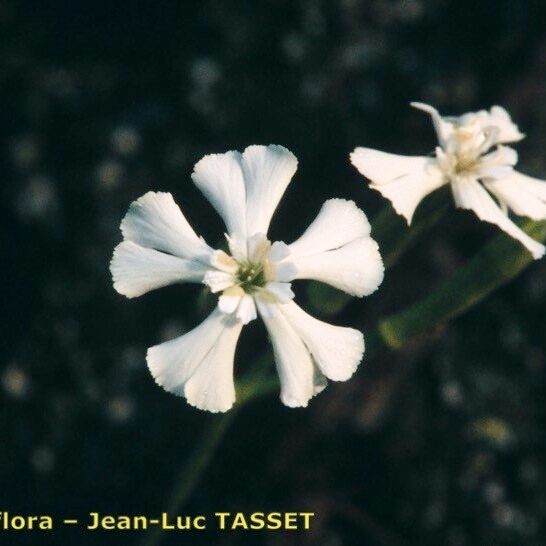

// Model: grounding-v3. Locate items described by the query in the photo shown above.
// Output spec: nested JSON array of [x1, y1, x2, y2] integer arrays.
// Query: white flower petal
[[273, 261, 298, 282], [484, 171, 546, 220], [269, 241, 291, 262], [191, 151, 247, 240], [411, 102, 455, 147], [218, 293, 243, 314], [209, 249, 238, 274], [477, 145, 518, 179], [226, 234, 247, 261], [242, 145, 298, 236], [280, 301, 364, 381], [147, 307, 242, 413], [147, 308, 225, 388], [183, 323, 243, 413], [110, 241, 209, 298], [260, 281, 295, 303], [235, 294, 257, 324], [121, 191, 212, 260], [288, 198, 371, 257], [290, 237, 385, 297], [451, 177, 545, 259], [268, 241, 297, 281], [218, 287, 257, 324], [350, 148, 446, 224], [484, 106, 524, 144], [256, 301, 318, 408], [479, 165, 515, 180], [246, 232, 270, 262], [204, 270, 236, 293]]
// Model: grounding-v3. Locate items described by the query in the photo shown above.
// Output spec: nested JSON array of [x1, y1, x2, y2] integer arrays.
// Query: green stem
[[378, 219, 546, 349]]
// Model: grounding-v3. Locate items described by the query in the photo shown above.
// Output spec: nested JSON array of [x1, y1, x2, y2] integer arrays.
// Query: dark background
[[3, 1, 546, 545]]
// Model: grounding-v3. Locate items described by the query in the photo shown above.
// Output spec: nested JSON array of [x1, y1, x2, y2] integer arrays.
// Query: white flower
[[110, 145, 384, 413], [351, 103, 546, 259]]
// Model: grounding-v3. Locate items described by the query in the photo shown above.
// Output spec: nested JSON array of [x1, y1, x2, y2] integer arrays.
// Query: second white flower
[[351, 103, 546, 259]]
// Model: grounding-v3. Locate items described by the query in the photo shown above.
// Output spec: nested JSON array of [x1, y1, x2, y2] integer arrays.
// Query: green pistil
[[237, 262, 266, 293]]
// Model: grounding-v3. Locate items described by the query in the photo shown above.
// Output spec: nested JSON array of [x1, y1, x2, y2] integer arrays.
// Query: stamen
[[236, 260, 267, 293]]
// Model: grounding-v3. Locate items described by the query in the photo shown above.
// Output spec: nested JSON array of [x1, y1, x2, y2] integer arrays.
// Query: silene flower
[[110, 145, 384, 412], [351, 103, 546, 259]]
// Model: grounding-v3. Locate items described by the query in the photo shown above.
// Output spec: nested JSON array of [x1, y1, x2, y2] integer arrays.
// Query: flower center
[[236, 261, 267, 293], [454, 156, 479, 174]]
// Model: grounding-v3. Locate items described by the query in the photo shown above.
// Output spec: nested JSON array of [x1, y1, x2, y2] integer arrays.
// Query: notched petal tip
[[280, 395, 310, 408], [110, 243, 132, 298], [290, 236, 385, 298], [256, 300, 317, 409], [191, 149, 241, 176], [288, 196, 372, 259], [146, 348, 235, 414], [119, 190, 212, 261], [120, 191, 171, 234], [323, 197, 371, 234], [279, 301, 365, 383], [184, 396, 235, 413], [242, 144, 299, 236], [146, 308, 241, 413], [243, 143, 298, 166], [191, 150, 247, 241]]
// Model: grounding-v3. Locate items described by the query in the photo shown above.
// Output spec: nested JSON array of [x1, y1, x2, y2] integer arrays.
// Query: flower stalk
[[378, 218, 546, 349]]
